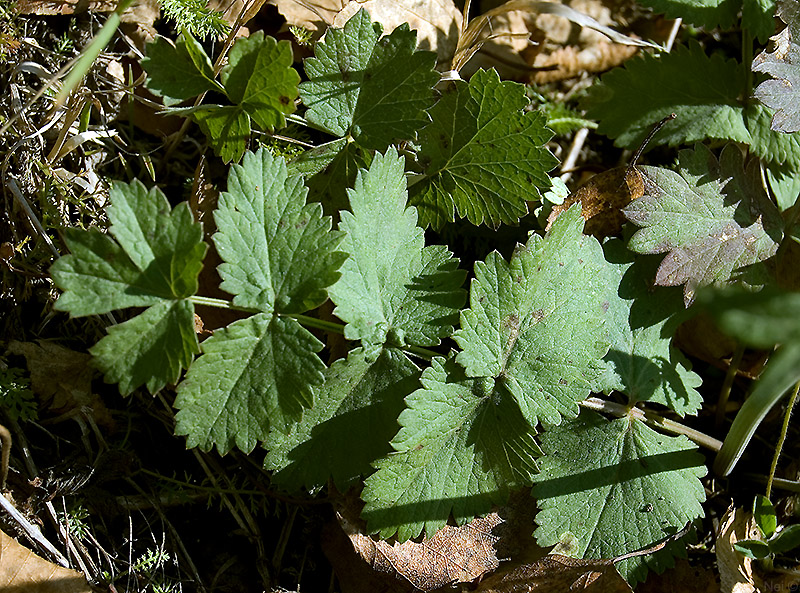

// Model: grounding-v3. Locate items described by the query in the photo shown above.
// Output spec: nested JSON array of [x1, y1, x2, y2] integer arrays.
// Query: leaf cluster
[[49, 3, 800, 588]]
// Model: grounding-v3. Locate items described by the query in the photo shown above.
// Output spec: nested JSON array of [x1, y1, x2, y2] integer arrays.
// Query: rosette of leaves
[[361, 205, 614, 541], [264, 147, 467, 490]]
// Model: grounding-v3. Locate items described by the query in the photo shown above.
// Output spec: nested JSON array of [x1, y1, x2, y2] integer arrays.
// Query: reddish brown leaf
[[546, 166, 644, 239]]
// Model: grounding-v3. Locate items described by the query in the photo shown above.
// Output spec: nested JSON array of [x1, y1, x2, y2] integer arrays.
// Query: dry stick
[[716, 344, 744, 430], [0, 423, 10, 489], [1, 417, 77, 568], [559, 127, 589, 183], [664, 18, 682, 53], [0, 490, 70, 566], [765, 380, 800, 499]]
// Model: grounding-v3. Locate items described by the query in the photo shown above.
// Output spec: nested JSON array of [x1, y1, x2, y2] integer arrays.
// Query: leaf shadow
[[533, 448, 702, 501], [605, 349, 697, 412]]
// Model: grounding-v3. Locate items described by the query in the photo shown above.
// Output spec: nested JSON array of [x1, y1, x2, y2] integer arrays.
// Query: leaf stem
[[280, 313, 344, 335], [766, 380, 800, 499], [581, 397, 723, 451], [401, 344, 441, 361], [190, 295, 259, 313]]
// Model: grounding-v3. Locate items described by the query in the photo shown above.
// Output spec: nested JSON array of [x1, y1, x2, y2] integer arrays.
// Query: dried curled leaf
[[343, 512, 503, 591]]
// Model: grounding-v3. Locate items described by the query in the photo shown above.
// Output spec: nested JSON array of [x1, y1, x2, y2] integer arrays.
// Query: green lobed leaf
[[264, 346, 420, 491], [51, 180, 206, 316], [287, 137, 349, 178], [142, 32, 222, 106], [745, 103, 800, 168], [300, 8, 439, 149], [624, 144, 783, 305], [213, 148, 346, 313], [362, 355, 541, 541], [583, 42, 750, 150], [744, 0, 778, 42], [634, 0, 773, 41], [454, 205, 612, 426], [596, 239, 702, 416], [305, 141, 369, 213], [174, 314, 324, 453], [329, 148, 466, 348], [533, 410, 706, 585], [91, 300, 199, 395], [753, 0, 800, 132], [409, 69, 558, 229], [221, 32, 300, 131], [193, 106, 251, 164]]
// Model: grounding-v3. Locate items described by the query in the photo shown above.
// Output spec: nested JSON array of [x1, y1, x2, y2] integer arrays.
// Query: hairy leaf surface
[[455, 205, 612, 426], [264, 347, 419, 491], [409, 69, 557, 229], [52, 180, 206, 316], [533, 410, 706, 585], [596, 239, 702, 415], [362, 356, 541, 541], [174, 314, 324, 453], [213, 148, 346, 313], [300, 8, 438, 149], [635, 0, 772, 40], [584, 42, 750, 150], [142, 32, 222, 105], [624, 144, 783, 305], [221, 32, 299, 131], [330, 148, 466, 348], [91, 300, 199, 395], [193, 106, 251, 164]]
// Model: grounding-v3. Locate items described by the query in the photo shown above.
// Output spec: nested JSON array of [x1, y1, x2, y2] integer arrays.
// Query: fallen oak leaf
[[0, 529, 91, 592], [477, 522, 692, 593]]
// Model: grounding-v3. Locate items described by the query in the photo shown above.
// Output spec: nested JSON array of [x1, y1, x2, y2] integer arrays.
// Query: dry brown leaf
[[716, 504, 762, 593], [7, 340, 113, 429], [476, 555, 633, 593], [15, 0, 116, 14], [530, 42, 637, 83], [343, 512, 503, 591], [0, 529, 90, 592], [332, 0, 462, 64], [546, 166, 643, 239], [268, 0, 349, 33], [328, 489, 541, 593]]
